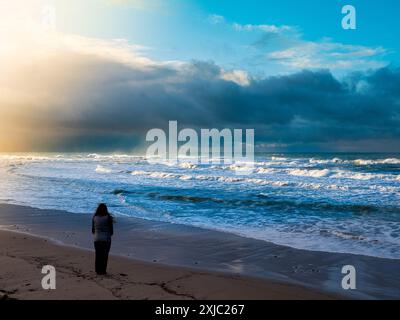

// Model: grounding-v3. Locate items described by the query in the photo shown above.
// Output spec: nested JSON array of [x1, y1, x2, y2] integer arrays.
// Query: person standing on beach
[[92, 203, 114, 275]]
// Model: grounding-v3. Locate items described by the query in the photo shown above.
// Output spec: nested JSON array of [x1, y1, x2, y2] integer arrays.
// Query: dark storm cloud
[[2, 51, 400, 151]]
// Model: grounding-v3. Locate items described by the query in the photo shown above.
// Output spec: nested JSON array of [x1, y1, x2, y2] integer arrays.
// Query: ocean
[[0, 153, 399, 259]]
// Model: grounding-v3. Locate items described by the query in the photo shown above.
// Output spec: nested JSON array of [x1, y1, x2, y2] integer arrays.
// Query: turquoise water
[[0, 153, 399, 259]]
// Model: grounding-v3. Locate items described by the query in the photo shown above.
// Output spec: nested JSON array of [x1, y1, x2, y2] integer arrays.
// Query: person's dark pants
[[94, 241, 111, 275]]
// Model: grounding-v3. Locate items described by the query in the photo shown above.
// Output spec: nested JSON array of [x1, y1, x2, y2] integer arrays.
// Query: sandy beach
[[0, 229, 336, 300], [1, 204, 399, 300]]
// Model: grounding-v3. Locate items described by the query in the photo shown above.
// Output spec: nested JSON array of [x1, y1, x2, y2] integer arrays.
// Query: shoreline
[[1, 203, 399, 299]]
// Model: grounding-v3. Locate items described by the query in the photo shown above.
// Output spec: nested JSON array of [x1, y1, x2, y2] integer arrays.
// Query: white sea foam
[[309, 157, 343, 164], [354, 158, 400, 165], [331, 171, 393, 181], [179, 175, 193, 180], [226, 164, 254, 171], [333, 171, 373, 180], [179, 162, 197, 169], [255, 168, 276, 174], [95, 165, 113, 173], [369, 185, 399, 193], [131, 170, 173, 178], [298, 182, 349, 191], [217, 176, 244, 183], [330, 230, 367, 241], [288, 169, 331, 178]]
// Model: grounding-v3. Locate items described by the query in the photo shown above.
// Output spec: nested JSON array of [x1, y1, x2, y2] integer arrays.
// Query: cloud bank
[[0, 23, 399, 152]]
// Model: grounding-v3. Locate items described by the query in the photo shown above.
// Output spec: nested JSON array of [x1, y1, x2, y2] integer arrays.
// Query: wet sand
[[0, 204, 399, 299]]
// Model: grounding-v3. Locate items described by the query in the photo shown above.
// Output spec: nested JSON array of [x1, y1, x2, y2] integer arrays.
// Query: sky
[[0, 0, 399, 152]]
